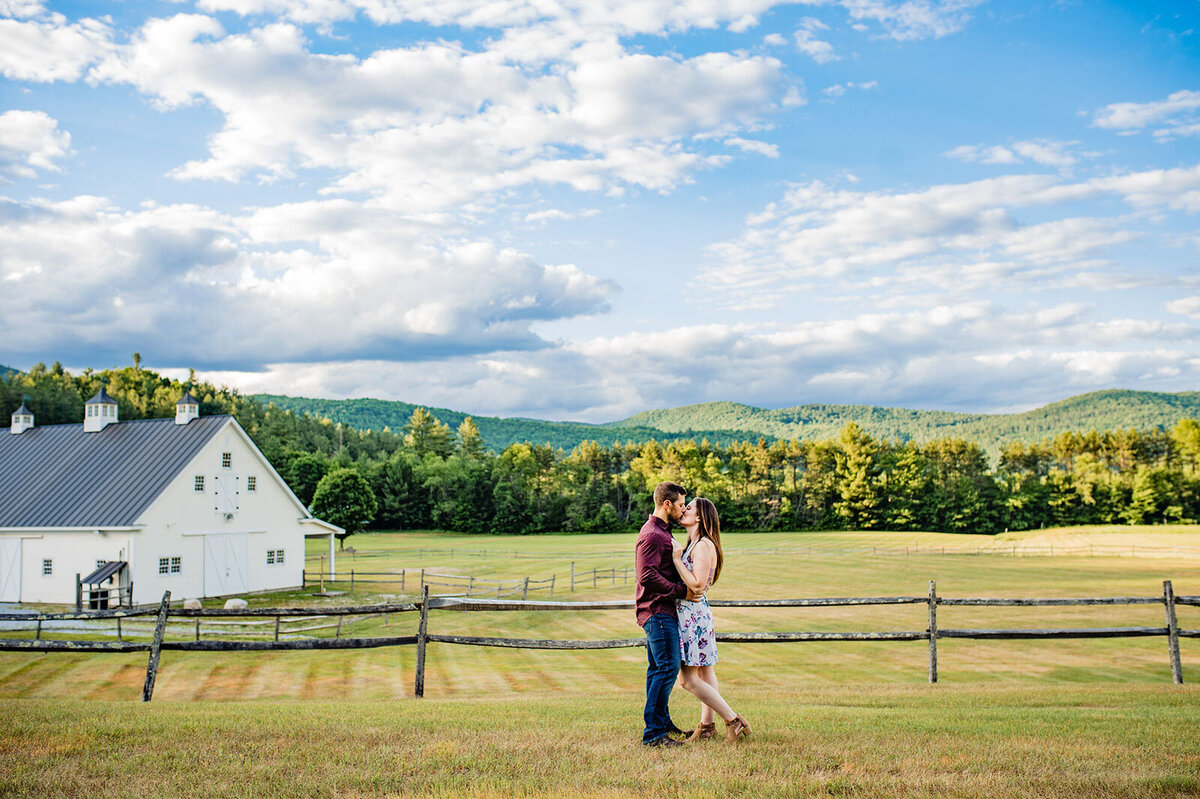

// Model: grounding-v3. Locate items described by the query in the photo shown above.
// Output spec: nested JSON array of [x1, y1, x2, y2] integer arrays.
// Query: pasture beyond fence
[[0, 581, 1195, 701]]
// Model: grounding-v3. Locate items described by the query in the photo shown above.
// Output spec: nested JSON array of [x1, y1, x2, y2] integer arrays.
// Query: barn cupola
[[175, 391, 200, 425], [10, 400, 33, 435], [83, 384, 119, 433]]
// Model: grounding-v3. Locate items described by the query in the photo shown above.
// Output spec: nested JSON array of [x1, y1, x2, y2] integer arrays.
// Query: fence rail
[[309, 543, 1200, 562], [0, 581, 1194, 700]]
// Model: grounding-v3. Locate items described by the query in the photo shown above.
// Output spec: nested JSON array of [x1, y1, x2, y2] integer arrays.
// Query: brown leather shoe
[[724, 714, 751, 742], [687, 722, 716, 742]]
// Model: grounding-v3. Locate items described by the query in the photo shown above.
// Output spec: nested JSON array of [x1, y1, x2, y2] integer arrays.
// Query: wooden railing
[[0, 581, 1194, 700]]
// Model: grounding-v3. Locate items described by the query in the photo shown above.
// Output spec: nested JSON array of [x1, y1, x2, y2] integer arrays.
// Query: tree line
[[4, 361, 1199, 537]]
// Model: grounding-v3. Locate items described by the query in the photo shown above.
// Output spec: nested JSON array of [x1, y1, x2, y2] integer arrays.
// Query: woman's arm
[[671, 538, 708, 593], [688, 539, 715, 594]]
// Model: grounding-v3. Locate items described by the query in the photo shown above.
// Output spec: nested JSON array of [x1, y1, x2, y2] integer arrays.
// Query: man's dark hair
[[653, 481, 686, 508]]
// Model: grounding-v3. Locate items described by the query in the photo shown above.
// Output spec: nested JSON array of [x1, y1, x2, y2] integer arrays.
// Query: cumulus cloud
[[86, 15, 787, 210], [0, 110, 70, 180], [835, 0, 986, 42], [1092, 89, 1200, 140], [0, 11, 113, 82], [0, 194, 613, 369], [702, 165, 1200, 306], [187, 303, 1200, 420], [945, 139, 1084, 168]]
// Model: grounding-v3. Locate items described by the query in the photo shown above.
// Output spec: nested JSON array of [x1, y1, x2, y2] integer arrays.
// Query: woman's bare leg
[[677, 665, 735, 723], [697, 666, 719, 725]]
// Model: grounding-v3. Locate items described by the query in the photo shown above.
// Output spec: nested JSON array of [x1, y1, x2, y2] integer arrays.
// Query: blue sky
[[1, 0, 1198, 421]]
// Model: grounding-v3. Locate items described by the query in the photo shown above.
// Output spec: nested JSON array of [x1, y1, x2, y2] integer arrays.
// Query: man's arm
[[636, 534, 686, 598]]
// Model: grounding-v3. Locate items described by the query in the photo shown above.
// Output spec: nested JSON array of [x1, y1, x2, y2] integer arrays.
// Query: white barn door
[[203, 534, 249, 597], [0, 539, 20, 602]]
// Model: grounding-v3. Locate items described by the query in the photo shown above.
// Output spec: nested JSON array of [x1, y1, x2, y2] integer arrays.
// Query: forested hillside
[[252, 394, 765, 449], [255, 389, 1200, 455], [5, 362, 1200, 536]]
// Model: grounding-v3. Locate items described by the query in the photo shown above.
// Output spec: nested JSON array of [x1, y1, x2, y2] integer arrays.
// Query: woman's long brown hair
[[694, 497, 723, 585]]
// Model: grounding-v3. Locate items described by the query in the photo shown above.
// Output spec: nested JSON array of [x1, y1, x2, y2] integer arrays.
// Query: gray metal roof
[[177, 392, 198, 405], [0, 415, 229, 527], [81, 560, 126, 584], [12, 403, 31, 417], [85, 387, 117, 405]]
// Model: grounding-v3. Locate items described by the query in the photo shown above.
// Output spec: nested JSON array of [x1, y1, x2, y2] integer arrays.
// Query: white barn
[[0, 389, 341, 607]]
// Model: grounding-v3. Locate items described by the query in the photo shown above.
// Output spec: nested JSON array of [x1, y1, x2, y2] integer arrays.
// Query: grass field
[[2, 527, 1199, 797], [2, 686, 1198, 798]]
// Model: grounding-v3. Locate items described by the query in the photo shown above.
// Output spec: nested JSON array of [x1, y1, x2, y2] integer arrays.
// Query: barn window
[[266, 550, 275, 565], [158, 558, 169, 575], [276, 549, 284, 564], [222, 452, 232, 468], [42, 559, 52, 576], [247, 476, 257, 492], [170, 556, 181, 574], [194, 475, 205, 492], [96, 559, 106, 569]]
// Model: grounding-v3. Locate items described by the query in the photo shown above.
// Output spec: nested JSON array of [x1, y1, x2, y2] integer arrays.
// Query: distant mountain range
[[253, 389, 1200, 453]]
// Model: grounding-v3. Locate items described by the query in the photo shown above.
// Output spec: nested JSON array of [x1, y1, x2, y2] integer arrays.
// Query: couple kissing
[[634, 480, 751, 747]]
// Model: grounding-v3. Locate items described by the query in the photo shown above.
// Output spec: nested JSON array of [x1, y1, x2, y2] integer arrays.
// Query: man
[[635, 480, 691, 747]]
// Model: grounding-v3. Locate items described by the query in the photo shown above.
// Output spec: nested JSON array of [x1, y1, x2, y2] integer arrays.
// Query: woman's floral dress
[[677, 539, 718, 666]]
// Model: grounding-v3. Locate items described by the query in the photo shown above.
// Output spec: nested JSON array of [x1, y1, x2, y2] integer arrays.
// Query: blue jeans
[[642, 611, 681, 743]]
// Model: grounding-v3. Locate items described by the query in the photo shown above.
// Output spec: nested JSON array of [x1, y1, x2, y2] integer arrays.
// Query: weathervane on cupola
[[175, 388, 200, 425], [9, 396, 34, 435], [83, 380, 119, 433]]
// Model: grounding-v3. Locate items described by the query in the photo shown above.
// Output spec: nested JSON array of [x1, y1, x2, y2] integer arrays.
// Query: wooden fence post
[[420, 569, 425, 591], [35, 619, 41, 640], [468, 576, 475, 596], [570, 562, 575, 592], [593, 568, 597, 589], [928, 580, 938, 684], [302, 568, 306, 587], [522, 577, 529, 601], [415, 585, 429, 698], [195, 618, 200, 641], [142, 590, 171, 702], [1163, 580, 1183, 685], [350, 570, 354, 591], [117, 617, 122, 642], [75, 574, 82, 612], [274, 615, 281, 642], [400, 569, 405, 593], [550, 574, 555, 598], [335, 616, 343, 639]]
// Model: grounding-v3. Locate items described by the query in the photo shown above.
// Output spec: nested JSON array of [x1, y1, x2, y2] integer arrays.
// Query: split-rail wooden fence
[[0, 581, 1194, 701]]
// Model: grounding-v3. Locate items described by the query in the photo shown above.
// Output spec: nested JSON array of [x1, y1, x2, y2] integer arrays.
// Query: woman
[[670, 497, 750, 742]]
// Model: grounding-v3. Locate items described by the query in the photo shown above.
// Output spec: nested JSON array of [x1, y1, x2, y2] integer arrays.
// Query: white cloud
[[187, 302, 1200, 420], [723, 136, 779, 157], [89, 15, 788, 210], [0, 194, 614, 369], [795, 16, 838, 63], [702, 165, 1200, 306], [822, 80, 877, 99], [0, 110, 70, 180], [945, 139, 1083, 168], [0, 12, 113, 82], [1167, 296, 1200, 320], [1092, 89, 1200, 140], [836, 0, 986, 41]]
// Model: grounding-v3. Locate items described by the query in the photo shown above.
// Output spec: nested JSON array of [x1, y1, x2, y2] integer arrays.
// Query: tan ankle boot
[[724, 714, 751, 742], [687, 722, 716, 742]]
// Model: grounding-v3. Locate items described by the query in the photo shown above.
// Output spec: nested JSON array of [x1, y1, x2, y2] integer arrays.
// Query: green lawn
[[2, 685, 1198, 798], [3, 528, 1199, 797], [2, 528, 1198, 701]]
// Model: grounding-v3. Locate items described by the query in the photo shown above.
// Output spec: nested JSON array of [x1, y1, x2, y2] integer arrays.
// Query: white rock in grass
[[182, 598, 202, 610], [223, 598, 248, 610]]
